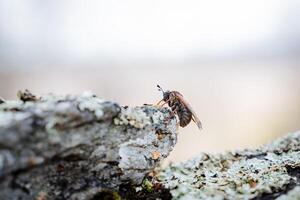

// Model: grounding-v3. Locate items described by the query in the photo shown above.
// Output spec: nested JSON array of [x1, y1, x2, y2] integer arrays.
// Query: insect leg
[[156, 99, 171, 108], [160, 102, 168, 107], [156, 100, 164, 105]]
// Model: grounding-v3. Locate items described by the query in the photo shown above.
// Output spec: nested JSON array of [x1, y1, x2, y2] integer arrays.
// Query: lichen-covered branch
[[1, 90, 299, 200], [159, 131, 300, 200], [0, 91, 178, 200]]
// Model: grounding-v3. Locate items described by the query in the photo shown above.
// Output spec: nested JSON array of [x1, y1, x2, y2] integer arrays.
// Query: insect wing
[[174, 92, 202, 130]]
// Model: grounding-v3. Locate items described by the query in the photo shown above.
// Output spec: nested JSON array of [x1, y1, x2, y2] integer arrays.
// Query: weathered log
[[159, 131, 300, 200], [1, 90, 300, 200], [0, 91, 177, 200]]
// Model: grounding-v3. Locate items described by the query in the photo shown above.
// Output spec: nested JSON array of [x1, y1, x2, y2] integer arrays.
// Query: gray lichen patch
[[115, 105, 178, 183], [114, 107, 151, 129], [0, 92, 179, 199], [159, 131, 300, 200], [0, 92, 122, 177]]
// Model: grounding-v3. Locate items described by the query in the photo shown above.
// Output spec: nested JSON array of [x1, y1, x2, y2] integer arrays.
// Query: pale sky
[[0, 0, 299, 66]]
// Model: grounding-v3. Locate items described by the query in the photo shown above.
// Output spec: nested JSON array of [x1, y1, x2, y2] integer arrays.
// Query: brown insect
[[157, 85, 202, 130]]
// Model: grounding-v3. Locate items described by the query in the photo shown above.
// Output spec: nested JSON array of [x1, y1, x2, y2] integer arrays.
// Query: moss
[[90, 189, 121, 200], [142, 178, 154, 192]]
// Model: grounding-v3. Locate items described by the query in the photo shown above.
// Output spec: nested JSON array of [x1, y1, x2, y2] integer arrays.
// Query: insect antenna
[[157, 85, 165, 94]]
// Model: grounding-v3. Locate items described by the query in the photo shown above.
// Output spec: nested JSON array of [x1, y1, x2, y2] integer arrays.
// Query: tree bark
[[159, 131, 300, 200], [0, 91, 299, 200], [0, 91, 177, 200]]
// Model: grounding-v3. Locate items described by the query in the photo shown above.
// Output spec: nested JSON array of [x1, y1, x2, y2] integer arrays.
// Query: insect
[[156, 85, 202, 129]]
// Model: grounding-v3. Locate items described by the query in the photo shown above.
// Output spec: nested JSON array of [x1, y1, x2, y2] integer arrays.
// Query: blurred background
[[0, 0, 300, 163]]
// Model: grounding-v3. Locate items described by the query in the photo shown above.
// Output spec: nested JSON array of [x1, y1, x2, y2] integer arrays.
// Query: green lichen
[[142, 178, 154, 192], [159, 131, 300, 200]]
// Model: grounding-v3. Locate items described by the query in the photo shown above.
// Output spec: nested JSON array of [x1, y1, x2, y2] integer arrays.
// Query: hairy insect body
[[157, 85, 202, 130], [168, 96, 192, 127]]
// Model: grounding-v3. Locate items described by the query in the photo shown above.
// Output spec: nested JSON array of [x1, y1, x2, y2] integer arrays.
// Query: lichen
[[0, 100, 23, 111], [142, 178, 154, 192], [117, 105, 178, 184], [0, 92, 120, 133], [114, 107, 152, 129], [0, 92, 179, 199], [159, 131, 300, 200], [0, 112, 31, 127]]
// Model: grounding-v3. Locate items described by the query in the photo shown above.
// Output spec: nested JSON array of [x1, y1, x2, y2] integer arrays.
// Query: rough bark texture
[[0, 91, 299, 200], [159, 131, 300, 200], [0, 91, 177, 200]]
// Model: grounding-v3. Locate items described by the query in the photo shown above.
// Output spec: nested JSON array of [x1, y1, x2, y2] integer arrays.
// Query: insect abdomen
[[178, 106, 192, 127], [169, 100, 192, 127]]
